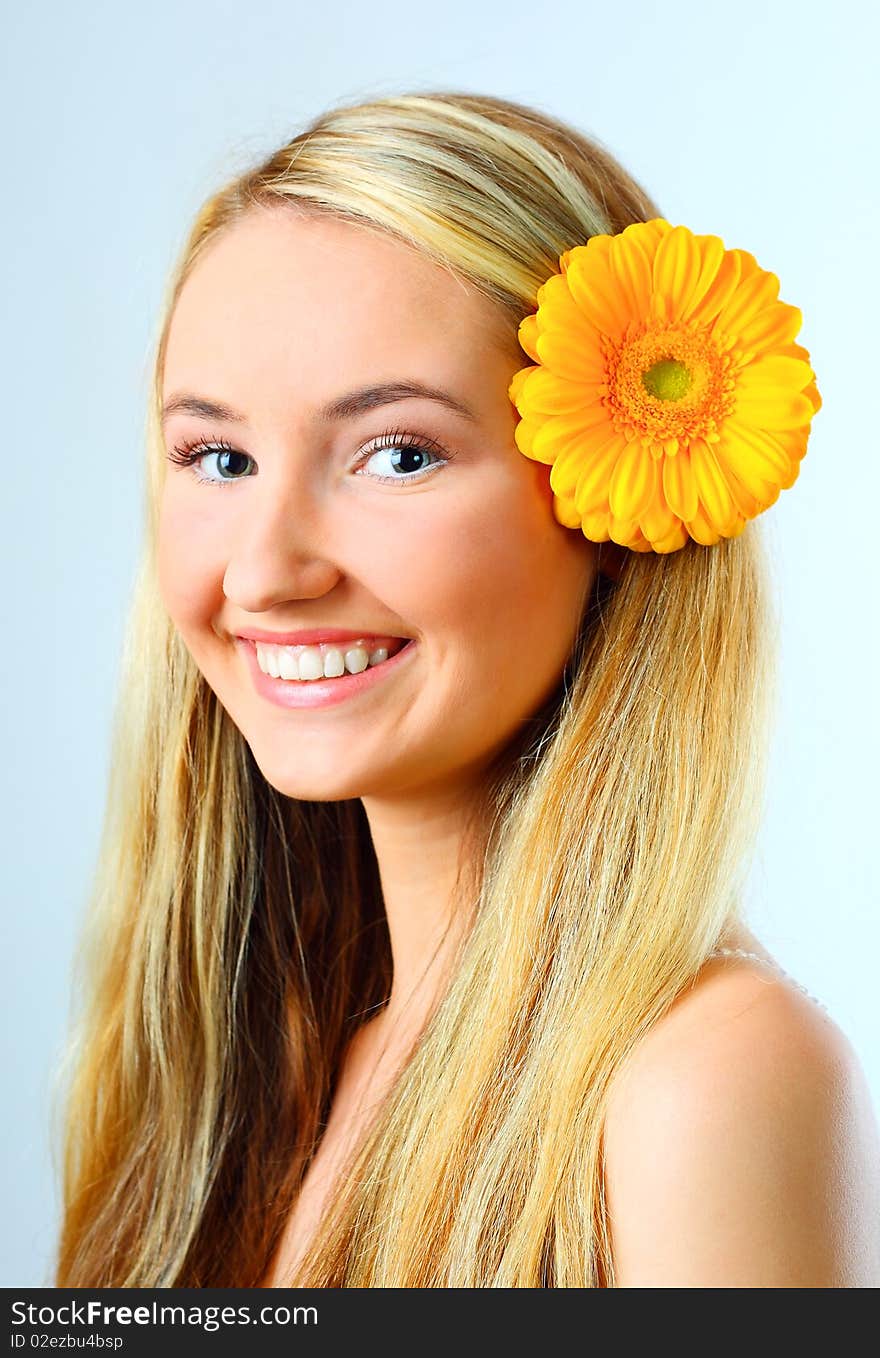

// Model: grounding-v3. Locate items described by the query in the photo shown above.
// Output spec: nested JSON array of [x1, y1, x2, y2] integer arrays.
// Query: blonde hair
[[54, 91, 778, 1286]]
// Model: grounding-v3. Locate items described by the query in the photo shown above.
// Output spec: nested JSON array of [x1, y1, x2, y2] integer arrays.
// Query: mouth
[[248, 634, 409, 683], [236, 636, 417, 710]]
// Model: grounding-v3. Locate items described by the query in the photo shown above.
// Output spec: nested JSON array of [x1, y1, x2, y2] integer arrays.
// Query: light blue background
[[2, 0, 877, 1287]]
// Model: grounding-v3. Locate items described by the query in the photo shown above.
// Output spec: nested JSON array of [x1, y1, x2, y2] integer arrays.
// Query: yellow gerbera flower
[[508, 219, 821, 553]]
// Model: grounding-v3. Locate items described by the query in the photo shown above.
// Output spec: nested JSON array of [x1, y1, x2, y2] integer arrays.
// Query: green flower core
[[641, 357, 693, 402]]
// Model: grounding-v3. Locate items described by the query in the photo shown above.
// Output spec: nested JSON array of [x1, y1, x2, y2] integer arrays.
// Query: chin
[[250, 754, 370, 803]]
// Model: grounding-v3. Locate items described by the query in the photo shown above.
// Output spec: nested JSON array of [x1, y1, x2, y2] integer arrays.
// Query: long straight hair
[[54, 91, 778, 1286]]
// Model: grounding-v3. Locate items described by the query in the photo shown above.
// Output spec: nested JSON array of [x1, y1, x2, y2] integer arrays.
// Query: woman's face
[[158, 206, 599, 802]]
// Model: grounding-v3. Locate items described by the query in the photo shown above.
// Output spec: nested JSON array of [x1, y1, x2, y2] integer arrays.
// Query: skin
[[603, 958, 880, 1286], [158, 204, 602, 1030]]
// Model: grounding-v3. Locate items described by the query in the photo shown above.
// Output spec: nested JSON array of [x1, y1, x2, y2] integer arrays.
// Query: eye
[[355, 429, 451, 484], [165, 427, 454, 488], [166, 436, 253, 486]]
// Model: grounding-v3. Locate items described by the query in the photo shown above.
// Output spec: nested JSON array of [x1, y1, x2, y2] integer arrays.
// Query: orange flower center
[[605, 323, 737, 455]]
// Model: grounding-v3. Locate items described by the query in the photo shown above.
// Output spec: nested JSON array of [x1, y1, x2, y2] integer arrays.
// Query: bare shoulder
[[602, 955, 880, 1286]]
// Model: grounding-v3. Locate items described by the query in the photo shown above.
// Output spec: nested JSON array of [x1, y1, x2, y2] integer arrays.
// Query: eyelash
[[166, 426, 453, 488]]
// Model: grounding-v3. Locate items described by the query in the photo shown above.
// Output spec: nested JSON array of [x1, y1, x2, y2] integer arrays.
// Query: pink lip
[[236, 626, 407, 646], [237, 637, 418, 710]]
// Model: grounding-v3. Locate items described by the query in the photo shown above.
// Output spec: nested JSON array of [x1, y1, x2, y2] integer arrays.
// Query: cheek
[[379, 460, 595, 722], [429, 460, 594, 653], [156, 491, 223, 632]]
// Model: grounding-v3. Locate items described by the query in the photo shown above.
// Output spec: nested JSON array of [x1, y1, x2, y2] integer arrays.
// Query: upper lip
[[235, 626, 409, 646]]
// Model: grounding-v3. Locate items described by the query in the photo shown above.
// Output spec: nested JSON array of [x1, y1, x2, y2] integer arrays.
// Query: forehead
[[163, 207, 510, 423]]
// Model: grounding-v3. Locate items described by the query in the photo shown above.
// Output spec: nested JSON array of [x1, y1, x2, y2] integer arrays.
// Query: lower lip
[[236, 638, 418, 710]]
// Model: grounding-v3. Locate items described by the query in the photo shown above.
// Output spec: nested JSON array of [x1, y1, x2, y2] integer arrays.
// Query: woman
[[55, 91, 880, 1287]]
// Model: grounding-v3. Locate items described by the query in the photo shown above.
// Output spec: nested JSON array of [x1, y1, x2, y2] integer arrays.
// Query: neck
[[358, 776, 485, 1038]]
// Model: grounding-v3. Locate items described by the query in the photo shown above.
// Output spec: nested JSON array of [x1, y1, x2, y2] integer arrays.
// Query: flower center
[[641, 357, 693, 402], [604, 322, 737, 456]]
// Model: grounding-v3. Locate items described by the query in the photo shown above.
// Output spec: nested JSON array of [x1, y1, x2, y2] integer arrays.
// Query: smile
[[237, 636, 417, 711], [254, 636, 408, 682]]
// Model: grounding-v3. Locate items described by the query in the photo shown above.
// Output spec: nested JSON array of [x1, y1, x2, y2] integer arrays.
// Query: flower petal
[[718, 420, 794, 500], [689, 436, 744, 531], [736, 301, 803, 355], [662, 445, 700, 522], [639, 458, 680, 543], [549, 422, 614, 497], [579, 507, 612, 540], [803, 379, 822, 414], [685, 502, 725, 546], [514, 415, 543, 460], [531, 402, 607, 463], [517, 314, 541, 363], [553, 494, 583, 528], [608, 437, 656, 521], [734, 385, 815, 430], [686, 249, 742, 326], [652, 225, 704, 322], [572, 432, 629, 512], [777, 340, 811, 363], [536, 273, 597, 344], [676, 233, 725, 321], [548, 446, 585, 498], [623, 219, 671, 253], [534, 331, 597, 381], [516, 368, 604, 414], [609, 512, 644, 548], [527, 326, 605, 386], [714, 253, 781, 336], [508, 365, 538, 408], [778, 344, 821, 411], [652, 519, 691, 552], [565, 241, 631, 340], [695, 433, 764, 520], [736, 354, 815, 396], [767, 427, 809, 488], [609, 227, 655, 316]]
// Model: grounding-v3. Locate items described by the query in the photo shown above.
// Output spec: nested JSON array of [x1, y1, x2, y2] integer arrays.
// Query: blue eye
[[165, 427, 454, 488], [356, 430, 449, 484], [166, 437, 253, 486]]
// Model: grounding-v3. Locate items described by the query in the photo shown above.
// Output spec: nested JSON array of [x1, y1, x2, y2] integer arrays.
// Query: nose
[[221, 470, 343, 613]]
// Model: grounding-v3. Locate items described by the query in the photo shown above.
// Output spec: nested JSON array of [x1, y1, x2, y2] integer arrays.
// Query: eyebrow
[[161, 380, 479, 426]]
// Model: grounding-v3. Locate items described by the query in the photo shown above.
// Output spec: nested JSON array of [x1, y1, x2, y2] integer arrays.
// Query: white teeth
[[278, 650, 299, 680], [253, 639, 405, 683], [323, 648, 345, 678], [297, 649, 324, 681], [344, 647, 369, 674]]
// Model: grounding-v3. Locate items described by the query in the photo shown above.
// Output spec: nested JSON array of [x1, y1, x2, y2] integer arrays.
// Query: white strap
[[709, 947, 827, 1012]]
